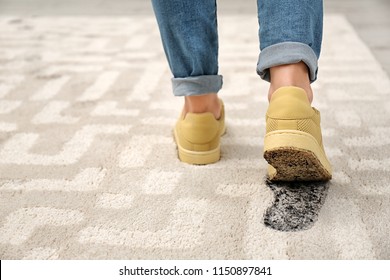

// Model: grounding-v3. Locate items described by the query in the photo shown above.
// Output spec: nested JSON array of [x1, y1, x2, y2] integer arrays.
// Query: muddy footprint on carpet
[[263, 179, 330, 232]]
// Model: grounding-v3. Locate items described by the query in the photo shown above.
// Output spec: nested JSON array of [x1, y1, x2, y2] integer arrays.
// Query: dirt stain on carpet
[[263, 180, 330, 231]]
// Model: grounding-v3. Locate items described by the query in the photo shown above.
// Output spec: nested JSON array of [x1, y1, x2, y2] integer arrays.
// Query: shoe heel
[[177, 145, 221, 165], [264, 130, 323, 155]]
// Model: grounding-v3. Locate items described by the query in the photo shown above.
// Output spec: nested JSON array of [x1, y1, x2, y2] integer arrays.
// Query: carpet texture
[[0, 14, 389, 259]]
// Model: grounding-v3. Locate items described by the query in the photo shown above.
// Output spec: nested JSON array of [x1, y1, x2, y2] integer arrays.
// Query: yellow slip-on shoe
[[174, 100, 226, 164], [264, 86, 332, 181]]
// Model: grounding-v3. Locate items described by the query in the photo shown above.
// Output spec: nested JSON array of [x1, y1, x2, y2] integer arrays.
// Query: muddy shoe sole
[[264, 130, 332, 181]]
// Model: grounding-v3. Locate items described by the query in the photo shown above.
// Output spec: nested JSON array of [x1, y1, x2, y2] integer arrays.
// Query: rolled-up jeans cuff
[[172, 75, 223, 96], [257, 42, 318, 83]]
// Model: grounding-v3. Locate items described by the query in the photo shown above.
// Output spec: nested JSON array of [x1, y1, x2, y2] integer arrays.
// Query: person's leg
[[151, 0, 221, 119], [152, 0, 225, 164], [269, 62, 313, 103], [257, 0, 332, 181], [257, 0, 323, 102]]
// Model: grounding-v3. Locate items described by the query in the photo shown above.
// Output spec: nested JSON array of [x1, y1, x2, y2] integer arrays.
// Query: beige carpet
[[0, 14, 389, 259]]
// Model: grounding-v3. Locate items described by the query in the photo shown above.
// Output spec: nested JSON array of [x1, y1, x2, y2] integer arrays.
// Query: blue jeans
[[152, 0, 323, 96]]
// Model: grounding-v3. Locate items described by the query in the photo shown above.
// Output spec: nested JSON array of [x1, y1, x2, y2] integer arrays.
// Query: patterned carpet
[[0, 14, 389, 259]]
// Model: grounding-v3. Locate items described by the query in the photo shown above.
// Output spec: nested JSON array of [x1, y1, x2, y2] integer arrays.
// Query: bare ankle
[[183, 93, 221, 119], [268, 62, 313, 103]]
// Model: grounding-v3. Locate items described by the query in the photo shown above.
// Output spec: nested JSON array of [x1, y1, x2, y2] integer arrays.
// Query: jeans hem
[[172, 75, 223, 96], [257, 42, 318, 83]]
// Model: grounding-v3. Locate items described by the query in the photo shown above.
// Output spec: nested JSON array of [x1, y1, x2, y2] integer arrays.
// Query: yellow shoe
[[264, 87, 332, 181], [174, 100, 226, 164]]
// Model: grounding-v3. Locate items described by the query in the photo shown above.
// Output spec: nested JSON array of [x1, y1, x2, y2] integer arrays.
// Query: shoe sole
[[263, 130, 332, 181], [173, 125, 226, 165]]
